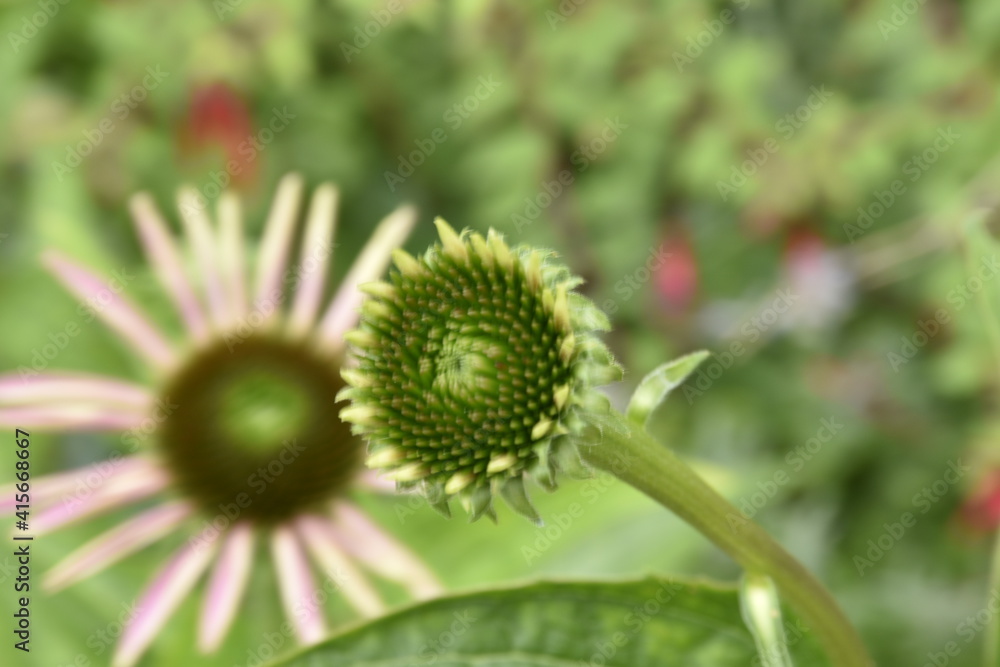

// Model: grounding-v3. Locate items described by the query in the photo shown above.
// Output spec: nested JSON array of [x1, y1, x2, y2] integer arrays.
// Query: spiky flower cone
[[340, 220, 622, 522]]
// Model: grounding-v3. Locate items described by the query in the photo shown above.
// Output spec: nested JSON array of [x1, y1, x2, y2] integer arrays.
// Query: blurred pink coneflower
[[1, 174, 440, 667]]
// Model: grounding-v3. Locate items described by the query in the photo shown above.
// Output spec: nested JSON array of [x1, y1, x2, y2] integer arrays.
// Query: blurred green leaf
[[275, 577, 826, 667]]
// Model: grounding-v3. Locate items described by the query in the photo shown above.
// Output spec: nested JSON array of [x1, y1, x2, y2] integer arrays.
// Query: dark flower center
[[157, 336, 359, 523]]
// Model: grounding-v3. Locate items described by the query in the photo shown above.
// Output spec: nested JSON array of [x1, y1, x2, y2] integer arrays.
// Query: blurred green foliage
[[2, 0, 1000, 665]]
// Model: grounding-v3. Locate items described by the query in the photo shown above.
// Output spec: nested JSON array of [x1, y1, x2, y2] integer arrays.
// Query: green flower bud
[[340, 219, 622, 522]]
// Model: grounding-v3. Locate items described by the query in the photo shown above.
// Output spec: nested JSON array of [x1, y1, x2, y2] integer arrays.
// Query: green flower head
[[339, 220, 621, 522]]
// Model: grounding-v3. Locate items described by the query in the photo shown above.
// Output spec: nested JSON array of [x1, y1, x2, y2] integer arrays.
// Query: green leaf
[[626, 351, 710, 428], [741, 573, 795, 667], [273, 577, 826, 667]]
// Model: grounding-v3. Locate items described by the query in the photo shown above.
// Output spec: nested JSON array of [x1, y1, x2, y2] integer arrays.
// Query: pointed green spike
[[384, 462, 428, 482], [359, 280, 397, 300], [344, 329, 378, 348], [500, 476, 542, 525], [487, 229, 513, 271], [340, 404, 384, 427], [423, 482, 452, 519], [427, 496, 452, 519], [553, 384, 571, 410], [434, 218, 468, 261], [552, 440, 592, 480], [529, 447, 557, 492], [445, 470, 476, 495], [362, 300, 394, 320], [469, 232, 493, 266], [487, 453, 518, 474], [366, 446, 406, 468], [559, 332, 576, 363], [340, 368, 374, 388], [625, 350, 710, 429], [392, 248, 422, 277], [483, 504, 498, 524], [531, 418, 554, 441], [465, 484, 494, 523], [524, 252, 543, 291], [553, 285, 570, 332], [335, 386, 358, 403]]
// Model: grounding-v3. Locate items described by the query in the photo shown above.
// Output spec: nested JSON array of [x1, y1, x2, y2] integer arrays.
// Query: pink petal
[[130, 193, 210, 342], [332, 502, 441, 599], [42, 250, 175, 370], [198, 522, 254, 653], [112, 539, 218, 667], [287, 184, 339, 337], [0, 373, 153, 408], [33, 461, 170, 535], [294, 515, 384, 617], [253, 174, 304, 323], [0, 456, 152, 514], [318, 204, 416, 348], [45, 501, 193, 591], [355, 469, 398, 494], [218, 192, 247, 324], [271, 524, 328, 645], [0, 405, 146, 432], [178, 187, 228, 328]]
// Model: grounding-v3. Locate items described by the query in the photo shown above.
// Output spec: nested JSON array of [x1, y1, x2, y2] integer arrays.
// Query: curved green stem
[[578, 410, 872, 667], [984, 529, 1000, 666]]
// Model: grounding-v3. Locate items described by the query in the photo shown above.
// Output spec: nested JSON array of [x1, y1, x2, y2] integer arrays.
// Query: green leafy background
[[0, 0, 998, 665]]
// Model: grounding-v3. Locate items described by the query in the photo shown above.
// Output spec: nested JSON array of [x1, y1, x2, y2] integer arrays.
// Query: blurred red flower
[[178, 82, 258, 191]]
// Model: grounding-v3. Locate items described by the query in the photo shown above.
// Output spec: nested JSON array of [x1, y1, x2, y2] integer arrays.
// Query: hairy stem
[[579, 410, 872, 667]]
